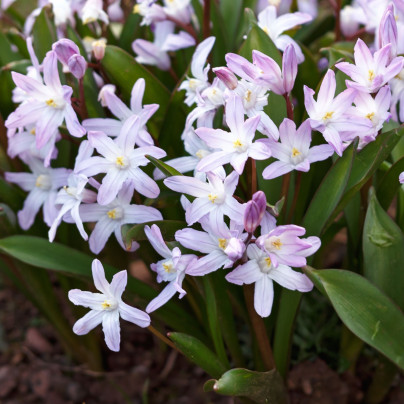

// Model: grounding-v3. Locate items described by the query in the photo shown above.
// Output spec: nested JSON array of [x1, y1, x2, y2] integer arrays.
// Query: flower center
[[30, 128, 36, 135], [233, 139, 246, 152], [133, 4, 141, 13], [264, 237, 282, 252], [291, 147, 301, 157], [368, 70, 375, 82], [258, 255, 273, 274], [46, 99, 58, 108], [365, 112, 375, 121], [115, 156, 128, 169], [195, 149, 210, 160], [35, 174, 52, 190], [107, 207, 123, 220], [322, 111, 334, 121], [101, 299, 118, 311], [162, 260, 175, 273], [218, 238, 227, 250], [262, 26, 269, 35], [189, 79, 199, 90], [208, 194, 218, 203]]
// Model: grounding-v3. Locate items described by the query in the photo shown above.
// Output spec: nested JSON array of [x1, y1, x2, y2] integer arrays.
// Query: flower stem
[[243, 284, 275, 370], [203, 0, 211, 40], [283, 93, 294, 120], [148, 325, 179, 351], [78, 78, 88, 120], [287, 171, 302, 223], [166, 16, 199, 42]]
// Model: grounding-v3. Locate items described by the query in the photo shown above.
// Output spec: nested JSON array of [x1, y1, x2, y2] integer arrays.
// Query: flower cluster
[[2, 0, 402, 353]]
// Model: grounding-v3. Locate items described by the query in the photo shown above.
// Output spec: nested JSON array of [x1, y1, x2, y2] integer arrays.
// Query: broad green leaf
[[0, 31, 22, 66], [204, 368, 287, 404], [302, 140, 357, 236], [325, 126, 403, 228], [219, 0, 243, 50], [304, 267, 404, 370], [168, 332, 227, 378], [32, 5, 57, 61], [123, 220, 185, 248], [363, 189, 404, 310], [376, 156, 404, 210], [100, 45, 170, 127], [146, 155, 183, 177], [0, 235, 205, 339], [239, 24, 281, 65]]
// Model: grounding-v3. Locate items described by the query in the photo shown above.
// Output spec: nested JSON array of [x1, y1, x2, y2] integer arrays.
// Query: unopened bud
[[92, 38, 107, 60], [52, 39, 80, 65], [68, 54, 87, 79], [213, 67, 238, 90], [378, 6, 397, 61], [244, 191, 267, 233], [224, 237, 245, 262], [98, 84, 116, 106]]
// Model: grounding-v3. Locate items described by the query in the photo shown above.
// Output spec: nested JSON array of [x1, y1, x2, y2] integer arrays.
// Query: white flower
[[68, 259, 151, 352]]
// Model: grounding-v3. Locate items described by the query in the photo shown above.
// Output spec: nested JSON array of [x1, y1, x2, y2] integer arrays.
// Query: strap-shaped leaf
[[168, 332, 227, 378], [363, 189, 404, 310], [302, 140, 357, 236], [304, 267, 404, 370]]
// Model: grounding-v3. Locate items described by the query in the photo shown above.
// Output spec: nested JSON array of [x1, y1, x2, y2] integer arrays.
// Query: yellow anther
[[245, 90, 252, 103], [265, 257, 272, 267], [116, 156, 125, 166], [163, 262, 173, 272], [271, 238, 282, 250], [102, 301, 111, 309], [322, 111, 334, 121], [368, 70, 375, 81], [218, 238, 227, 250], [30, 128, 36, 135], [107, 209, 117, 219], [46, 99, 57, 107], [208, 194, 217, 203], [262, 26, 269, 35], [291, 147, 301, 157], [233, 139, 243, 149], [365, 112, 375, 120], [133, 4, 141, 13]]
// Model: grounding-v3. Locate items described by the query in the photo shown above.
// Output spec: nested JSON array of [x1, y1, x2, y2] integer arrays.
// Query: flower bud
[[378, 6, 397, 61], [52, 39, 80, 65], [68, 54, 87, 79], [244, 191, 267, 233], [213, 67, 238, 90], [340, 6, 360, 38], [282, 44, 297, 94], [92, 38, 107, 60], [224, 237, 245, 262]]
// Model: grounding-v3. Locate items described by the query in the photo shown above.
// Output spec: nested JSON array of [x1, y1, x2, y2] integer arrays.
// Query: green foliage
[[305, 267, 404, 370]]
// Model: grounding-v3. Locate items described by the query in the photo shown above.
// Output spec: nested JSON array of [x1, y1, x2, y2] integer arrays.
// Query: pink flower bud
[[378, 5, 397, 61], [52, 39, 80, 65], [224, 237, 245, 262], [68, 54, 87, 79], [92, 39, 106, 60], [244, 191, 267, 233], [213, 67, 238, 90]]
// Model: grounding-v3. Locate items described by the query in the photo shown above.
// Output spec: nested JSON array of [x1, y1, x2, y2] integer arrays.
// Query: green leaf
[[168, 332, 227, 378], [325, 126, 403, 228], [123, 220, 185, 249], [0, 31, 22, 66], [207, 368, 287, 404], [302, 140, 357, 236], [203, 275, 230, 368], [32, 5, 57, 61], [304, 267, 404, 370], [376, 156, 404, 210], [146, 155, 183, 177], [219, 0, 243, 50], [100, 45, 170, 129], [363, 189, 404, 310]]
